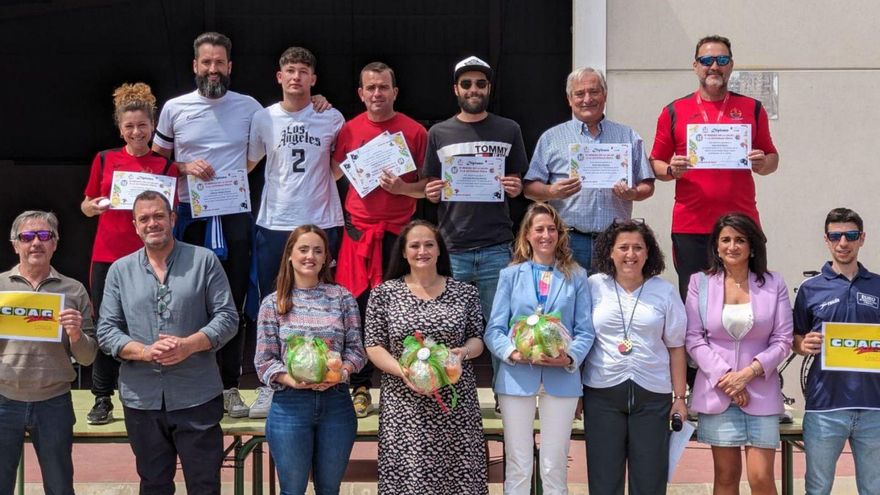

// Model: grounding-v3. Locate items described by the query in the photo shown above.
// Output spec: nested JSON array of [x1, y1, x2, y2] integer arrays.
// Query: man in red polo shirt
[[651, 34, 779, 300], [332, 61, 428, 417]]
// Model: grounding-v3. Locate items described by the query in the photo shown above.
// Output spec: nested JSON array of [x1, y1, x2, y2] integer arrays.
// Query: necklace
[[614, 278, 645, 355]]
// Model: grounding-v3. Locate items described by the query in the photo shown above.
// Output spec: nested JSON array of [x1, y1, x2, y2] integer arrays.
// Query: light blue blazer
[[485, 261, 595, 397]]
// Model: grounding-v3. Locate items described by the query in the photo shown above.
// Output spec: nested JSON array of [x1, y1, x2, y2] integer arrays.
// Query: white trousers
[[498, 390, 579, 495]]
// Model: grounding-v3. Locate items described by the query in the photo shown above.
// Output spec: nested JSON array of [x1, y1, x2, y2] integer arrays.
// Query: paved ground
[[19, 434, 858, 493]]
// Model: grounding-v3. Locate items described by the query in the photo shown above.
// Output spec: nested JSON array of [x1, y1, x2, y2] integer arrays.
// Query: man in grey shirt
[[98, 190, 237, 495]]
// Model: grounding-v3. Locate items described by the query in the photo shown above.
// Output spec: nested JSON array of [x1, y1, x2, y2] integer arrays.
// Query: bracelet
[[750, 362, 761, 377], [673, 394, 686, 401], [140, 345, 148, 362], [463, 347, 470, 361]]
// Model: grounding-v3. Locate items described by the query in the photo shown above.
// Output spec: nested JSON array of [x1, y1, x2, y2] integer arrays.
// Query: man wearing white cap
[[423, 55, 528, 324]]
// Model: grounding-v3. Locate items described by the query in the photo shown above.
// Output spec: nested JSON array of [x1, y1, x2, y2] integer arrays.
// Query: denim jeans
[[266, 385, 357, 495], [804, 409, 880, 495], [568, 231, 595, 273], [256, 225, 342, 300], [448, 242, 511, 323], [0, 392, 75, 495]]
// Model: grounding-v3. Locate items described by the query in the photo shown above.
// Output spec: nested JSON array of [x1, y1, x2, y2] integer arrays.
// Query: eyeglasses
[[14, 230, 55, 242], [826, 230, 862, 242], [696, 55, 732, 67], [612, 217, 645, 226], [157, 284, 172, 320], [458, 79, 489, 90]]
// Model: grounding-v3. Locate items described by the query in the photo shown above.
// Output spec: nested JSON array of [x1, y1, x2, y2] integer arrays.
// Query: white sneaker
[[223, 388, 249, 418], [248, 386, 273, 419]]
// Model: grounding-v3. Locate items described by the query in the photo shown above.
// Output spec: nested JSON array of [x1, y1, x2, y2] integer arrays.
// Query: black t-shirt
[[422, 113, 529, 251]]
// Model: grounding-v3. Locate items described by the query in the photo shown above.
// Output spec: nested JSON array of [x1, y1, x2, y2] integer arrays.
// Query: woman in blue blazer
[[485, 203, 595, 495]]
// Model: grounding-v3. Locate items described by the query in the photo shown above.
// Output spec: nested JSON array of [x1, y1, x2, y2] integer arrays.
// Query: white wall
[[574, 0, 880, 407]]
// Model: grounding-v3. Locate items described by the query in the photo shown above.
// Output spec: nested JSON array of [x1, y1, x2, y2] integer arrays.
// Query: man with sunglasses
[[423, 55, 528, 322], [0, 211, 97, 495], [524, 67, 655, 271], [650, 35, 779, 301], [793, 207, 880, 495], [97, 191, 238, 494]]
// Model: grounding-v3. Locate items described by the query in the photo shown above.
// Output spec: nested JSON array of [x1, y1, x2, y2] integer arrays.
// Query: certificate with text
[[441, 156, 505, 202], [109, 171, 176, 210], [187, 170, 251, 218], [0, 291, 65, 342], [822, 322, 880, 373], [344, 131, 418, 198], [686, 124, 751, 170], [568, 143, 632, 188]]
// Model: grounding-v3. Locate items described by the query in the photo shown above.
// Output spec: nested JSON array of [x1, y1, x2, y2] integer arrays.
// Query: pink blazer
[[685, 271, 793, 415]]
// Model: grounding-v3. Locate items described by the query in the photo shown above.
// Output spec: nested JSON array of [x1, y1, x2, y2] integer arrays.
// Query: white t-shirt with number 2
[[248, 103, 345, 231]]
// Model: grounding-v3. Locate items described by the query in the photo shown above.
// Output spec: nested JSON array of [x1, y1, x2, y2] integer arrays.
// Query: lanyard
[[614, 279, 645, 343], [695, 91, 730, 123]]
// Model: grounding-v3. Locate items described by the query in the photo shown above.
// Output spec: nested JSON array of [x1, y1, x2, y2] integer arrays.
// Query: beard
[[195, 72, 232, 98], [457, 93, 489, 114]]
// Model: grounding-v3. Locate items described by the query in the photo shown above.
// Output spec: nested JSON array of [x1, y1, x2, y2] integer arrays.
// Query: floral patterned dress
[[364, 277, 488, 495]]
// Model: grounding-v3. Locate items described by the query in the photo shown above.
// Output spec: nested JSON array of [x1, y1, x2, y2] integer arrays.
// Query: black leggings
[[90, 262, 118, 397], [180, 212, 252, 389]]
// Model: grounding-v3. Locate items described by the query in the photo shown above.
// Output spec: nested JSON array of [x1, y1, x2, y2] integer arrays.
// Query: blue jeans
[[266, 385, 357, 495], [804, 409, 880, 495], [0, 392, 75, 495], [568, 231, 595, 273], [448, 242, 511, 323], [449, 242, 511, 384], [256, 225, 342, 299]]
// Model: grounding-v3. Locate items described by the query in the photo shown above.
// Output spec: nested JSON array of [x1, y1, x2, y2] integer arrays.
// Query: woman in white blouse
[[583, 219, 688, 494]]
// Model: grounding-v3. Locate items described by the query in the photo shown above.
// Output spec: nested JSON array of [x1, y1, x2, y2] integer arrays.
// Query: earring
[[749, 252, 755, 258]]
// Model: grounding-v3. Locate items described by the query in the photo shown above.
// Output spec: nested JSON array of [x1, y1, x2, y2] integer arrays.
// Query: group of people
[[0, 29, 877, 495]]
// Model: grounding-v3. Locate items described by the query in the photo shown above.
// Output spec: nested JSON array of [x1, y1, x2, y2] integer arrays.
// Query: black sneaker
[[87, 396, 114, 425]]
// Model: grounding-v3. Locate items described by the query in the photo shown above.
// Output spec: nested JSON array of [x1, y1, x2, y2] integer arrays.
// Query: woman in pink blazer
[[685, 213, 792, 495]]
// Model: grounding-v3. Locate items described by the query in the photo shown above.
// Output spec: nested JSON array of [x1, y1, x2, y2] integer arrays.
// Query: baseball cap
[[453, 56, 493, 81]]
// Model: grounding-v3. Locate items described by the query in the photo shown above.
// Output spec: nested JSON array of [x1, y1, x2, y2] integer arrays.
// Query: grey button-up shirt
[[97, 241, 238, 411]]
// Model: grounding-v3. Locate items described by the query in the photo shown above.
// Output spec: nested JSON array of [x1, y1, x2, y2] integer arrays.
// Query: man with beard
[[650, 35, 779, 301], [423, 57, 527, 412], [98, 191, 237, 495], [332, 61, 428, 417], [151, 31, 260, 418], [793, 208, 880, 495], [0, 210, 97, 495], [524, 67, 655, 271]]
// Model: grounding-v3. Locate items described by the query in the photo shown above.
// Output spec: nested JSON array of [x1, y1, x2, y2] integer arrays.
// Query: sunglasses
[[612, 217, 645, 226], [15, 230, 55, 242], [826, 230, 862, 242], [458, 79, 489, 90], [696, 55, 732, 67], [157, 284, 172, 320]]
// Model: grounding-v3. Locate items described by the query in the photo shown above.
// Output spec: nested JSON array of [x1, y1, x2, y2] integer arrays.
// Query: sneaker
[[352, 386, 371, 418], [223, 388, 250, 418], [87, 396, 114, 425], [248, 386, 273, 419]]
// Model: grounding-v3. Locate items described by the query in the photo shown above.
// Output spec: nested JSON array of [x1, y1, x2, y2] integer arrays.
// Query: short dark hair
[[193, 32, 232, 59], [695, 35, 732, 59], [132, 190, 172, 215], [592, 220, 665, 278], [360, 61, 397, 87], [279, 47, 316, 70], [825, 207, 864, 232], [384, 220, 452, 280], [707, 213, 769, 286]]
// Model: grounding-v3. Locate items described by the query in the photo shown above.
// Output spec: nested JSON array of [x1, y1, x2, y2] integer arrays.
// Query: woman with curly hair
[[584, 218, 687, 494], [81, 82, 179, 425], [484, 202, 595, 495]]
